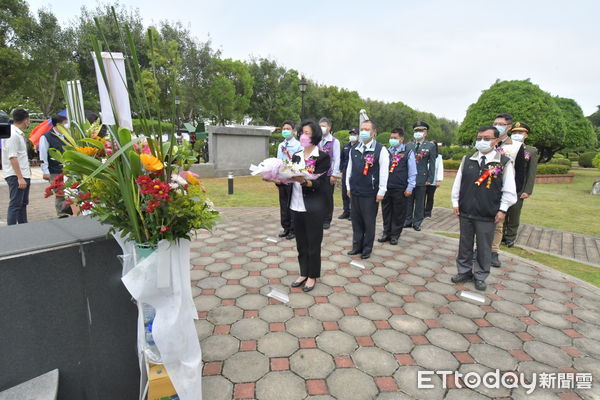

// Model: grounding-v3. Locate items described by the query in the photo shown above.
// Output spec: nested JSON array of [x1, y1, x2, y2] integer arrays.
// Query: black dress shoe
[[347, 249, 361, 256], [474, 279, 487, 291], [390, 238, 398, 245], [278, 230, 289, 238], [303, 282, 316, 292], [361, 253, 371, 259], [285, 232, 295, 240], [403, 222, 413, 228], [505, 240, 515, 248], [491, 252, 501, 268], [413, 225, 421, 231], [323, 223, 331, 230], [291, 277, 308, 288], [451, 273, 474, 283], [338, 212, 350, 219], [377, 236, 390, 243]]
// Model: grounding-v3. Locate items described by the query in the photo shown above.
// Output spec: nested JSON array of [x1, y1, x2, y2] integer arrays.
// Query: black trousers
[[277, 184, 294, 232], [424, 185, 437, 217], [341, 172, 350, 213], [405, 185, 426, 227], [382, 189, 407, 239], [351, 195, 379, 255], [456, 216, 495, 281], [323, 177, 334, 224], [6, 176, 31, 225], [293, 210, 325, 278]]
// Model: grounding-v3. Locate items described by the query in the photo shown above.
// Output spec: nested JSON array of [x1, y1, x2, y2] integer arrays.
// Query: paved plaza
[[194, 208, 600, 400]]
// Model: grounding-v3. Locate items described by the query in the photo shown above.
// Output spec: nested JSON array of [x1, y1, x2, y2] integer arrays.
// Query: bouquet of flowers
[[250, 157, 322, 184]]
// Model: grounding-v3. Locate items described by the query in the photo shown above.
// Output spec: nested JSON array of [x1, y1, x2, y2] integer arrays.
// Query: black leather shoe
[[278, 230, 289, 238], [491, 252, 501, 268], [291, 277, 308, 288], [377, 236, 390, 243], [347, 249, 361, 256], [451, 273, 474, 283], [413, 225, 421, 231], [505, 240, 515, 248], [338, 212, 350, 219], [285, 232, 295, 240], [390, 238, 398, 245], [361, 253, 371, 259], [303, 282, 316, 292], [403, 222, 412, 228], [323, 223, 331, 230], [474, 279, 487, 291]]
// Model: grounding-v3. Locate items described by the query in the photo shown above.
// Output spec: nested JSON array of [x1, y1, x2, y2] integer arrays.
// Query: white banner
[[92, 52, 133, 130]]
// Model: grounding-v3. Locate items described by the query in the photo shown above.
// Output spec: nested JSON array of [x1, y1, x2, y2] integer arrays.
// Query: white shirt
[[290, 146, 320, 212], [38, 129, 65, 175], [451, 149, 517, 212], [2, 125, 31, 179], [345, 139, 390, 197], [319, 133, 341, 176], [433, 154, 444, 184]]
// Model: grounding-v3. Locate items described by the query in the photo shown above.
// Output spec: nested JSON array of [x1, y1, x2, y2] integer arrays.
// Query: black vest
[[349, 141, 384, 197], [387, 147, 410, 191], [459, 154, 510, 221], [42, 130, 65, 174]]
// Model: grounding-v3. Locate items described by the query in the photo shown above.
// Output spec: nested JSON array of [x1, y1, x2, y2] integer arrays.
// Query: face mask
[[281, 130, 292, 139], [359, 130, 371, 142], [63, 122, 70, 129], [413, 131, 424, 140], [321, 126, 328, 134], [494, 125, 506, 135], [475, 139, 493, 153], [389, 139, 400, 147], [349, 135, 358, 142], [511, 133, 524, 142], [300, 134, 312, 148]]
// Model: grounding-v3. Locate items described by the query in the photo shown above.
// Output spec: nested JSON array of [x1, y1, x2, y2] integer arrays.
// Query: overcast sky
[[28, 0, 600, 122]]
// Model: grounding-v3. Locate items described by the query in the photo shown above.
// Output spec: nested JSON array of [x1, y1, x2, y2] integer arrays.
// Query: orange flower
[[184, 173, 200, 186], [76, 146, 99, 157], [140, 154, 164, 171]]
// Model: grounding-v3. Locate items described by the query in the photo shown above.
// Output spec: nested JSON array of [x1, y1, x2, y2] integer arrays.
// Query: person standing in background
[[276, 120, 303, 240], [318, 117, 341, 229], [338, 127, 358, 220], [424, 142, 444, 218]]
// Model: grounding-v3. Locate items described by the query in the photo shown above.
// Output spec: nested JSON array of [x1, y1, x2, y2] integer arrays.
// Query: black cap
[[413, 121, 430, 130], [349, 127, 359, 134]]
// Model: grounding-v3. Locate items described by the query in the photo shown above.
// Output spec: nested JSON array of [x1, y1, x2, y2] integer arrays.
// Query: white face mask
[[413, 131, 424, 140], [511, 133, 524, 142], [475, 139, 493, 153], [63, 122, 70, 129], [321, 126, 328, 135]]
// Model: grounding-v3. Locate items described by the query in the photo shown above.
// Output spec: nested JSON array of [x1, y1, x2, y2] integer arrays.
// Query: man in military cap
[[338, 127, 358, 220], [503, 122, 538, 247], [404, 121, 437, 231]]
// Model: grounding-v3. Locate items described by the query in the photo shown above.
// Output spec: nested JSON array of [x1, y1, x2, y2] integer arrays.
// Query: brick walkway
[[194, 208, 600, 400], [422, 208, 600, 267]]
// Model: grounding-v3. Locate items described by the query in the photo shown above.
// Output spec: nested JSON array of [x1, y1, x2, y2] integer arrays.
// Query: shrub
[[578, 152, 597, 168], [547, 159, 572, 167], [132, 119, 173, 134], [592, 153, 600, 170], [569, 155, 579, 162], [444, 160, 462, 170], [553, 153, 566, 159], [334, 130, 350, 144], [439, 146, 473, 160], [537, 164, 570, 175], [377, 132, 391, 145]]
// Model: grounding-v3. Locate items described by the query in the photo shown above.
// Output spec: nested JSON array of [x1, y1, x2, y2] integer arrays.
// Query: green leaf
[[48, 148, 64, 164], [80, 139, 139, 184], [129, 152, 142, 178]]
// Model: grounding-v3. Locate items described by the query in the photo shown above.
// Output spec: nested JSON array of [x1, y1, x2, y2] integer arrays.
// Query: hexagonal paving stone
[[257, 332, 299, 357], [309, 303, 344, 321], [356, 303, 392, 320], [194, 295, 221, 312], [491, 300, 529, 317], [256, 371, 307, 400], [411, 345, 459, 371], [261, 268, 287, 279], [202, 376, 233, 400], [243, 261, 268, 271], [495, 289, 533, 305], [389, 315, 428, 335], [527, 325, 572, 347], [345, 282, 375, 297], [359, 274, 388, 286], [517, 360, 558, 383], [372, 329, 413, 354], [328, 292, 360, 308], [530, 310, 571, 330], [190, 269, 210, 280], [205, 262, 231, 273], [240, 275, 268, 288], [317, 330, 358, 356], [288, 292, 316, 308], [222, 351, 269, 383], [458, 363, 510, 398], [215, 284, 247, 299], [221, 268, 249, 280], [320, 274, 349, 287], [230, 318, 268, 340], [201, 335, 239, 361], [327, 368, 379, 400], [425, 281, 456, 296], [195, 319, 213, 341], [371, 266, 397, 278], [535, 288, 570, 303], [574, 321, 600, 341], [207, 305, 243, 325], [290, 349, 335, 379], [236, 293, 268, 310], [352, 347, 398, 376], [197, 276, 226, 289], [485, 312, 527, 332], [286, 316, 324, 338], [477, 327, 522, 350], [372, 292, 405, 307], [414, 291, 448, 307], [574, 337, 600, 358], [425, 328, 470, 352], [449, 301, 485, 319], [403, 302, 439, 320], [339, 316, 377, 337], [574, 308, 600, 325], [337, 266, 363, 278], [469, 344, 518, 371], [393, 366, 445, 400], [259, 304, 294, 322], [386, 282, 417, 296]]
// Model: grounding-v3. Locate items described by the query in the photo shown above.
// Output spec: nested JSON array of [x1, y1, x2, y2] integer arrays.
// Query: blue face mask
[[281, 130, 292, 139], [511, 133, 524, 142], [359, 130, 371, 142], [494, 125, 506, 135], [475, 139, 493, 153], [389, 139, 400, 147]]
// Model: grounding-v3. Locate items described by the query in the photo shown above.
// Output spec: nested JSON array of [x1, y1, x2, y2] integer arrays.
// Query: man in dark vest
[[451, 125, 517, 291], [338, 127, 358, 220], [378, 128, 417, 245], [503, 122, 538, 247], [345, 120, 389, 259], [39, 114, 70, 217], [404, 121, 437, 231]]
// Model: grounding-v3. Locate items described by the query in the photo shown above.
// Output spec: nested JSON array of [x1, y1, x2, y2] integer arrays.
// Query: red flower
[[145, 199, 161, 213], [135, 175, 152, 186], [70, 182, 80, 189], [160, 226, 169, 233], [79, 192, 92, 201], [80, 202, 93, 211]]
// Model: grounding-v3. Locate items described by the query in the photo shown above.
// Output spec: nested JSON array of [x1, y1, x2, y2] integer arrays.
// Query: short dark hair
[[300, 120, 322, 145], [391, 127, 405, 136], [282, 120, 295, 130], [12, 109, 29, 123], [478, 125, 500, 138], [319, 117, 332, 127], [362, 119, 377, 132], [412, 120, 429, 130], [85, 111, 99, 124], [51, 115, 68, 126], [494, 113, 513, 124]]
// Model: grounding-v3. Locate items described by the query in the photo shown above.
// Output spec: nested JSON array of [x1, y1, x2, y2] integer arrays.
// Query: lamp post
[[298, 76, 307, 120], [174, 95, 181, 133]]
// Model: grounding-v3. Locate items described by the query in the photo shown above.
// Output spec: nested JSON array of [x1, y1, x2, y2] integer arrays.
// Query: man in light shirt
[[346, 120, 390, 259], [318, 117, 341, 229], [450, 125, 517, 291], [39, 114, 70, 217], [1, 109, 32, 225]]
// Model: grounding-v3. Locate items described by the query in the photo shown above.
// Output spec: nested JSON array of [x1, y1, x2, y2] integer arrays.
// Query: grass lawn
[[200, 168, 599, 236], [436, 232, 600, 288]]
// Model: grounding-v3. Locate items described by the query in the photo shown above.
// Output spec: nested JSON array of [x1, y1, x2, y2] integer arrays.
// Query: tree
[[554, 97, 597, 151], [303, 83, 363, 130], [247, 58, 301, 126], [457, 79, 566, 161], [587, 106, 600, 146], [203, 58, 253, 125]]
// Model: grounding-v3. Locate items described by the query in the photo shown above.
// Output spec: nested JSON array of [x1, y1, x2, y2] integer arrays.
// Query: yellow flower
[[140, 153, 164, 171], [76, 146, 99, 157], [184, 173, 200, 186]]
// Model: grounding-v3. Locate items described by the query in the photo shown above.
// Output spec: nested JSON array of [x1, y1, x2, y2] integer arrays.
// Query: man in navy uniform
[[338, 127, 358, 220], [346, 120, 389, 259], [379, 128, 417, 245], [451, 126, 517, 291], [404, 121, 437, 231]]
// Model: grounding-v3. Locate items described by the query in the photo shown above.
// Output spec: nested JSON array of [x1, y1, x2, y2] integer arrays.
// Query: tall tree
[[554, 97, 597, 151], [303, 83, 363, 130]]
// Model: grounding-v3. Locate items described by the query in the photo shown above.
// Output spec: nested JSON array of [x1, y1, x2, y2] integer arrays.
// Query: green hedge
[[593, 153, 600, 169], [439, 146, 473, 160], [444, 160, 462, 170], [537, 164, 571, 175], [547, 159, 572, 167], [578, 152, 598, 168]]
